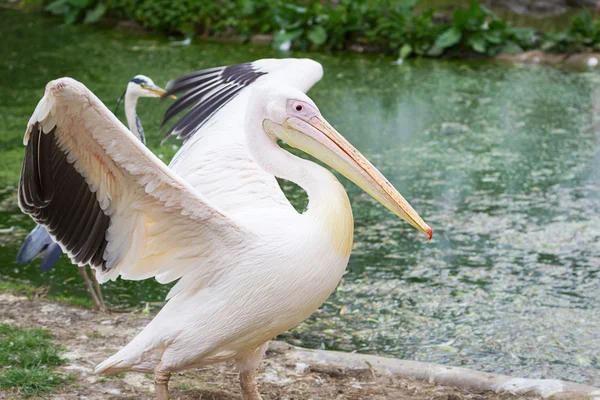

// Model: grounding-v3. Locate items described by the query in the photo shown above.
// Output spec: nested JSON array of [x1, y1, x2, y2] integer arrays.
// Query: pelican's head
[[259, 85, 432, 240], [127, 75, 175, 99]]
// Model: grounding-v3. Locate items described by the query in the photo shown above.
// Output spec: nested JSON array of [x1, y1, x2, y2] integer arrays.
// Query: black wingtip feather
[[160, 62, 267, 143], [18, 123, 111, 270]]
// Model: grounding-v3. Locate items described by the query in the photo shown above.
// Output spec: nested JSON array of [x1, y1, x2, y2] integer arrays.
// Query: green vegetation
[[37, 0, 600, 59], [0, 324, 69, 397], [0, 281, 39, 298], [0, 280, 94, 308], [542, 9, 600, 52], [48, 294, 95, 308]]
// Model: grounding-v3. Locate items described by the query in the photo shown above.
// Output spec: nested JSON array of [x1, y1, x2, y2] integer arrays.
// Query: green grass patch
[[0, 324, 70, 397], [0, 279, 94, 309], [0, 281, 39, 298], [47, 294, 94, 309]]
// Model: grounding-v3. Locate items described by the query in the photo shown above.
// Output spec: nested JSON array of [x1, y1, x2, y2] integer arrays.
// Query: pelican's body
[[15, 75, 171, 311], [18, 59, 430, 399], [103, 173, 352, 373]]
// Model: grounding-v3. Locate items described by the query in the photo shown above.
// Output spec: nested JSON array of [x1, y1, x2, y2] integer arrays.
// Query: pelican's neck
[[245, 110, 354, 257], [124, 91, 145, 143]]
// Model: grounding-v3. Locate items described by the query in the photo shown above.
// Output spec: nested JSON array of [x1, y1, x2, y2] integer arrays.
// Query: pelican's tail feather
[[95, 346, 164, 374], [94, 355, 127, 375], [95, 332, 165, 374]]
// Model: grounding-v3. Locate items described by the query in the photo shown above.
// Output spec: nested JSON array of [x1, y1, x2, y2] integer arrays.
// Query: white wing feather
[[20, 78, 250, 284], [167, 58, 323, 214]]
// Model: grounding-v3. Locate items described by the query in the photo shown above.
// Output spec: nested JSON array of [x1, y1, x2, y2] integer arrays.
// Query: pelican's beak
[[146, 84, 176, 99], [275, 115, 432, 241]]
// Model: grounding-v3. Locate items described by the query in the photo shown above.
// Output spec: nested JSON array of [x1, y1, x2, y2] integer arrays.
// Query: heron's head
[[128, 75, 175, 99], [259, 85, 432, 240]]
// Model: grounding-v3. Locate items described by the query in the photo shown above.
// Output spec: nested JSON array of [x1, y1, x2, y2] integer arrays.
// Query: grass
[[47, 294, 94, 309], [0, 281, 39, 298], [0, 279, 95, 309], [0, 324, 70, 397]]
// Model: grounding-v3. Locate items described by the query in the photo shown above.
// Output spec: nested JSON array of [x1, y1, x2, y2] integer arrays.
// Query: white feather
[[21, 77, 251, 286]]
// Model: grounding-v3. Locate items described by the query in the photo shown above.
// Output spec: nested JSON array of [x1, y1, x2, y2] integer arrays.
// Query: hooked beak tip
[[427, 227, 433, 242]]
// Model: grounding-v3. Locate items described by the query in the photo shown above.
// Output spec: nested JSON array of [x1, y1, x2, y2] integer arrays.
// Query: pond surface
[[0, 8, 599, 386]]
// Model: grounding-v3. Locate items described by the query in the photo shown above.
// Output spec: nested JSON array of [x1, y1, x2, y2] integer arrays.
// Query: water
[[0, 9, 599, 385]]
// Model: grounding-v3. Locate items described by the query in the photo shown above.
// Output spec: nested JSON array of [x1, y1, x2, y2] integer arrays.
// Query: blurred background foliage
[[13, 0, 600, 60]]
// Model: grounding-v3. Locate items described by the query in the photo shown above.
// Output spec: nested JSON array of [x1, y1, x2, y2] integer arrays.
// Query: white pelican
[[15, 75, 173, 311], [18, 59, 431, 400]]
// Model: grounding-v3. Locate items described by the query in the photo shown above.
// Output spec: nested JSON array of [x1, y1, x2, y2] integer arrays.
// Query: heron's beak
[[275, 116, 432, 241], [147, 85, 176, 99]]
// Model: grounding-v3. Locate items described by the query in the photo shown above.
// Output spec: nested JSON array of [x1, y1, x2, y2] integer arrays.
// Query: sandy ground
[[0, 293, 535, 400]]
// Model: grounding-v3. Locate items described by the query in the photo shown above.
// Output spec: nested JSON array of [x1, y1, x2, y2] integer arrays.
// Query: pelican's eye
[[287, 99, 318, 120]]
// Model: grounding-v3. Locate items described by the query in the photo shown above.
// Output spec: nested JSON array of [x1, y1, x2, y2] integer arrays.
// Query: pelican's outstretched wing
[[19, 78, 249, 283], [161, 58, 324, 214]]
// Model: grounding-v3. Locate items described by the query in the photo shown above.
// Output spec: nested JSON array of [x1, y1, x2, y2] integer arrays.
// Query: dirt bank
[[0, 294, 595, 400]]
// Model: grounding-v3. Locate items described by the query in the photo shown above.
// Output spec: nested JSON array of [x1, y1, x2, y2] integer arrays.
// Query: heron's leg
[[77, 266, 105, 311], [154, 364, 171, 400], [88, 266, 106, 310], [236, 341, 269, 400]]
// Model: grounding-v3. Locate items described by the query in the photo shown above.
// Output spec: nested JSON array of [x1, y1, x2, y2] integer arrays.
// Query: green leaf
[[399, 43, 412, 59], [469, 36, 486, 53], [45, 0, 69, 15], [540, 40, 556, 51], [307, 25, 327, 46], [65, 8, 79, 24], [435, 27, 462, 49], [466, 0, 482, 19], [508, 27, 536, 46], [427, 45, 444, 57], [281, 3, 307, 14], [488, 19, 507, 31], [483, 30, 502, 44], [83, 3, 106, 24]]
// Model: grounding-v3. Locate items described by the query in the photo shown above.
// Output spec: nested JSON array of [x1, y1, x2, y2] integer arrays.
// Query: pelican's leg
[[236, 341, 269, 400], [88, 266, 107, 311], [154, 364, 171, 400], [77, 266, 106, 311]]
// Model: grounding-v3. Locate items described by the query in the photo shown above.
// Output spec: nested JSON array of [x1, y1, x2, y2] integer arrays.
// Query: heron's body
[[18, 59, 430, 399]]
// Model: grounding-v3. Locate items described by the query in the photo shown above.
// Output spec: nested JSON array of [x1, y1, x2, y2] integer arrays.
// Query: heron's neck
[[245, 113, 354, 257], [124, 92, 145, 143]]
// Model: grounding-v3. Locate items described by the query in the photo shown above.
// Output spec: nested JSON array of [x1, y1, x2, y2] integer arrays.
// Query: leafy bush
[[105, 0, 273, 37], [40, 0, 600, 58], [432, 0, 536, 56], [371, 0, 442, 56], [542, 10, 600, 52]]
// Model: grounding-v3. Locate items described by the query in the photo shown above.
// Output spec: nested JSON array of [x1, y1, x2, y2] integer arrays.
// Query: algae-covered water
[[0, 8, 598, 386]]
